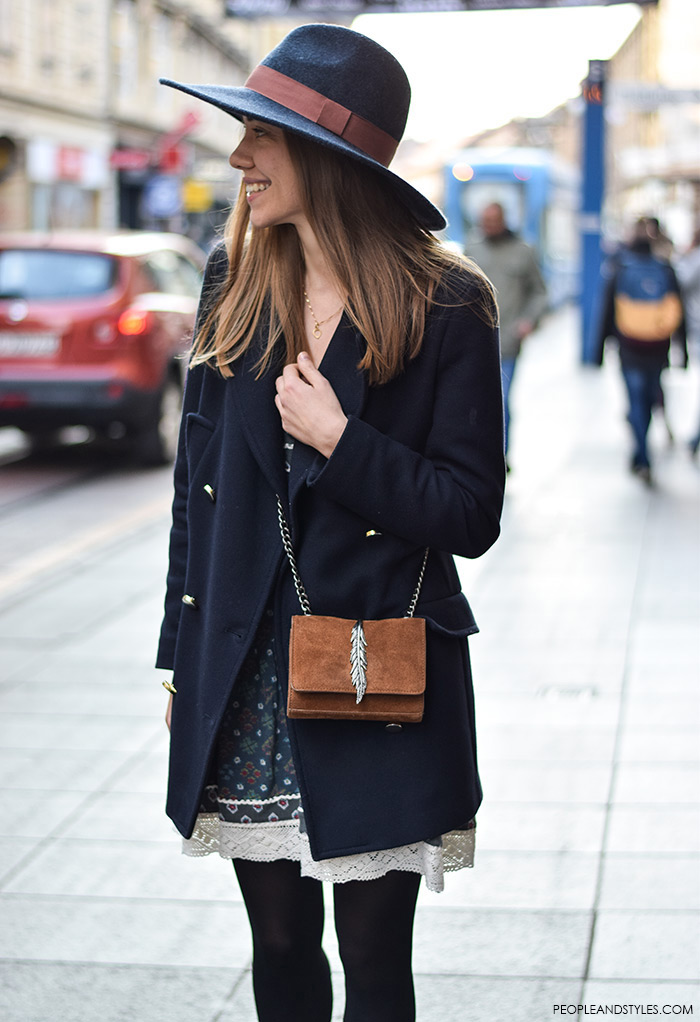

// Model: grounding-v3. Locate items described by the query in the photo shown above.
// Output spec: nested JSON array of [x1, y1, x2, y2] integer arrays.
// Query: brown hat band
[[244, 65, 399, 167]]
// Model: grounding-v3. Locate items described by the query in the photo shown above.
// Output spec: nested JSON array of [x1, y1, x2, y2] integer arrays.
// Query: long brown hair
[[192, 133, 495, 385]]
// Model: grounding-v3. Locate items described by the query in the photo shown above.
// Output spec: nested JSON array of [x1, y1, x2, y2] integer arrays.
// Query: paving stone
[[0, 961, 241, 1022], [582, 980, 699, 1016], [0, 893, 252, 968], [616, 730, 700, 764], [414, 976, 584, 1022], [0, 679, 164, 717], [598, 855, 700, 911], [477, 803, 606, 853], [420, 851, 600, 910], [0, 788, 89, 838], [412, 907, 592, 977], [0, 712, 160, 752], [612, 762, 700, 804], [481, 762, 612, 804], [4, 838, 241, 903], [477, 725, 617, 764], [622, 693, 700, 732], [589, 912, 700, 981], [0, 747, 135, 791], [57, 791, 176, 842], [606, 806, 700, 854], [0, 836, 40, 885]]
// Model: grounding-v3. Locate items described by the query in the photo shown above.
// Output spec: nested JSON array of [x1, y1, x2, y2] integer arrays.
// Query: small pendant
[[312, 325, 322, 339]]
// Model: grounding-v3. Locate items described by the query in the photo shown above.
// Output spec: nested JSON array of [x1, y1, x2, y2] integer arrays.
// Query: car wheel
[[135, 376, 182, 466]]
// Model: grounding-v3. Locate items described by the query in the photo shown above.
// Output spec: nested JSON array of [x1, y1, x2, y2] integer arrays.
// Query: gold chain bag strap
[[277, 496, 428, 723]]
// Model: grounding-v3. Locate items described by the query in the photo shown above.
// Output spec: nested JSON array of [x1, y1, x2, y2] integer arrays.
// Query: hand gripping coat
[[156, 246, 506, 861]]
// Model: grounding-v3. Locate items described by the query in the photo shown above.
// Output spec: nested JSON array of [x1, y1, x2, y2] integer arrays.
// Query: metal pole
[[580, 59, 607, 363]]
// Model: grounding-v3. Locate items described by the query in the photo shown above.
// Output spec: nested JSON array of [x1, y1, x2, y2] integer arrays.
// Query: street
[[0, 305, 698, 1021]]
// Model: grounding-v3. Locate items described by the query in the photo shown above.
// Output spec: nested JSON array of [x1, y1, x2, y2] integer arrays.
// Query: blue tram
[[443, 147, 581, 307]]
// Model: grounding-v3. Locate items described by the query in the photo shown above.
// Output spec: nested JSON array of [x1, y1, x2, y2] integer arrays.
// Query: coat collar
[[232, 315, 368, 507]]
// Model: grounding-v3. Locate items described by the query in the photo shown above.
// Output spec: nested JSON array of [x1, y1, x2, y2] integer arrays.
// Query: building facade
[[605, 0, 700, 245], [0, 0, 254, 238]]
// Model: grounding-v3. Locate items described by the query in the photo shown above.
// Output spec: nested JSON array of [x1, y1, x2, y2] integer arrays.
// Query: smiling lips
[[246, 182, 270, 196]]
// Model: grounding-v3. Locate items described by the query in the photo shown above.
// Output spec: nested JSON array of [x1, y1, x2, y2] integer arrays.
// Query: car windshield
[[0, 249, 118, 300]]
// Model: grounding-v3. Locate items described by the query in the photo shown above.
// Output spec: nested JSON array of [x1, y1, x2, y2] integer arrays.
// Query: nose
[[229, 138, 253, 170]]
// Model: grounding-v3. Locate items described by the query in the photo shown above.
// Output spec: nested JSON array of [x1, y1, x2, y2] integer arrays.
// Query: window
[[0, 250, 118, 299], [143, 250, 202, 298]]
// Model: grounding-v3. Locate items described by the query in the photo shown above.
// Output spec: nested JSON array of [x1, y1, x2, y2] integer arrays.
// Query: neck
[[296, 221, 346, 314], [296, 221, 337, 294], [295, 221, 345, 362]]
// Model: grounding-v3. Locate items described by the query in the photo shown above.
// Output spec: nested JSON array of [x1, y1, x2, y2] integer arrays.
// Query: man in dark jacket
[[594, 222, 687, 484]]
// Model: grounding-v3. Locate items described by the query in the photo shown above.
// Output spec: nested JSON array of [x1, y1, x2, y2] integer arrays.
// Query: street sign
[[110, 149, 151, 171], [225, 0, 657, 14], [610, 83, 700, 108]]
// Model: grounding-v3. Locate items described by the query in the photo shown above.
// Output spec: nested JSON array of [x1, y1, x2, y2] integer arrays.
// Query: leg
[[652, 377, 674, 444], [333, 870, 421, 1022], [500, 356, 517, 455], [621, 365, 658, 471], [233, 858, 332, 1022]]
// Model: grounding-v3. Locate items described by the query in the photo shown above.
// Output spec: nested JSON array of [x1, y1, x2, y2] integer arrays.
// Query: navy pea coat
[[156, 246, 505, 860]]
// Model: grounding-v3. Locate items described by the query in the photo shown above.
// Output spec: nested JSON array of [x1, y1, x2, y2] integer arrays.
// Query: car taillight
[[118, 309, 152, 336]]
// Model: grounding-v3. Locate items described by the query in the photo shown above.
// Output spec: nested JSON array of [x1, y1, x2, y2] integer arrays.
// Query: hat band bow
[[245, 65, 399, 167]]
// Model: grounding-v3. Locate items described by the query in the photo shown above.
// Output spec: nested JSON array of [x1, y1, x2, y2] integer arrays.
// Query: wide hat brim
[[159, 78, 446, 232]]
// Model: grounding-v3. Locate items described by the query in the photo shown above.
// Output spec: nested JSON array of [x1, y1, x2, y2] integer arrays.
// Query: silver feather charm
[[350, 620, 368, 703]]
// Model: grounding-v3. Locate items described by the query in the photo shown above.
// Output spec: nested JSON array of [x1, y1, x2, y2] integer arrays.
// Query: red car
[[0, 231, 205, 463]]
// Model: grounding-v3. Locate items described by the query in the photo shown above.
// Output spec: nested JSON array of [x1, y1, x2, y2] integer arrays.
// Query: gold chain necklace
[[303, 290, 343, 340]]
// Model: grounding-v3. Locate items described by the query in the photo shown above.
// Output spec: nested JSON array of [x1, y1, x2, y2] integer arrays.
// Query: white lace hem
[[182, 813, 475, 894]]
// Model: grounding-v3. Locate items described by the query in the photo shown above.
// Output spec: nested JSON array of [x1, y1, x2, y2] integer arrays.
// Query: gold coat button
[[181, 594, 198, 609], [203, 484, 216, 503]]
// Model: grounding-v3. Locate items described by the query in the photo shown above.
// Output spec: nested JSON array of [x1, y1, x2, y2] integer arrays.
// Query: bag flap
[[289, 615, 426, 696]]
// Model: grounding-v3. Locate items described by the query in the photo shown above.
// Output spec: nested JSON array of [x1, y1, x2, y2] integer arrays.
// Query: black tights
[[233, 858, 421, 1022]]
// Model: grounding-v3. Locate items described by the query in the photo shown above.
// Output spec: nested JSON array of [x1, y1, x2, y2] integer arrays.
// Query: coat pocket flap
[[417, 592, 479, 637], [186, 411, 215, 435], [185, 412, 216, 463]]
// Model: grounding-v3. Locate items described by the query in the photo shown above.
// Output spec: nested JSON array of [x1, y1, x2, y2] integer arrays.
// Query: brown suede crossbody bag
[[277, 496, 428, 723]]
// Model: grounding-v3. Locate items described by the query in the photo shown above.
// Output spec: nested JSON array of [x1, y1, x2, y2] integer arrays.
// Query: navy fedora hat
[[160, 23, 446, 232]]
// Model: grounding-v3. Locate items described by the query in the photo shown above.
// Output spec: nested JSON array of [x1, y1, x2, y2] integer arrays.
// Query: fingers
[[296, 351, 321, 382]]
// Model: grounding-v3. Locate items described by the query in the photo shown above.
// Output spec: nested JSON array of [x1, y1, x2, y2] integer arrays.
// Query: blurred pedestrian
[[156, 23, 504, 1022], [675, 227, 700, 455], [594, 219, 687, 484], [464, 202, 548, 466], [644, 215, 674, 262]]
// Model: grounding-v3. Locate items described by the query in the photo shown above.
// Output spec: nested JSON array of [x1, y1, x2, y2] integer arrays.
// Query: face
[[481, 204, 506, 238], [229, 118, 307, 231]]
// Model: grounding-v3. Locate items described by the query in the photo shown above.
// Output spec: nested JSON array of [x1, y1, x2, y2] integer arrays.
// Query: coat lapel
[[231, 319, 368, 506], [231, 343, 288, 500], [288, 318, 368, 503]]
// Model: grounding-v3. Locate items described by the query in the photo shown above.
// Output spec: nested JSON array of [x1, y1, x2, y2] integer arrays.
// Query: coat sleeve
[[307, 295, 505, 559], [668, 265, 688, 366], [593, 267, 617, 366], [521, 244, 549, 327], [155, 245, 227, 670]]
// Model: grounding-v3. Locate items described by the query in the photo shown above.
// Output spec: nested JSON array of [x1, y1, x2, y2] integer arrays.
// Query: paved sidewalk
[[0, 306, 698, 1021]]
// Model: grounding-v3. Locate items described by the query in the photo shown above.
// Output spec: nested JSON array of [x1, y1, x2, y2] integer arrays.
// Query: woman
[[157, 23, 505, 1022]]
